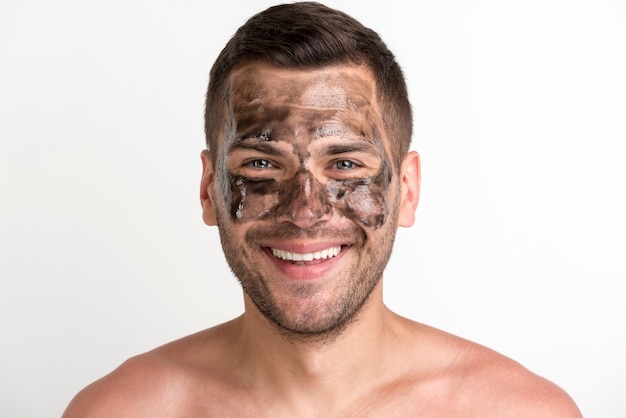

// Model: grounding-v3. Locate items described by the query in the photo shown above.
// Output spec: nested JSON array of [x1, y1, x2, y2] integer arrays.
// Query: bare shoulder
[[62, 350, 188, 417], [62, 320, 243, 417], [458, 343, 582, 417], [395, 317, 582, 417]]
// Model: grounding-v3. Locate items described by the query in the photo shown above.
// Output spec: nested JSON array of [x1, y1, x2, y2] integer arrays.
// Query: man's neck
[[231, 282, 401, 406]]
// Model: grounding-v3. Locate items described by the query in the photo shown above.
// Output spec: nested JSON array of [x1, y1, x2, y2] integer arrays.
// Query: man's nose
[[275, 172, 332, 228]]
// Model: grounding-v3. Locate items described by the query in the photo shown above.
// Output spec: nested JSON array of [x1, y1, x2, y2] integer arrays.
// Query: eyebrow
[[318, 141, 381, 157], [227, 137, 286, 157]]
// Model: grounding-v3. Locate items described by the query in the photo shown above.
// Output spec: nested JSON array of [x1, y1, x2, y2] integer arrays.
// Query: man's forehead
[[220, 63, 391, 161], [228, 64, 377, 109]]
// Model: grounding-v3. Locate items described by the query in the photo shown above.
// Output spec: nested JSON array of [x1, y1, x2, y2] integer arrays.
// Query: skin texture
[[62, 64, 583, 417]]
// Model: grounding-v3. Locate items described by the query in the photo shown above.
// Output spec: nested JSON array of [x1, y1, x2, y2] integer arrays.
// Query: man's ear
[[397, 151, 421, 227], [200, 150, 217, 226]]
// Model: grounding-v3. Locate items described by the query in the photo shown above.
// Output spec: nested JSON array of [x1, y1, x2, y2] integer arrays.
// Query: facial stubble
[[214, 185, 400, 344]]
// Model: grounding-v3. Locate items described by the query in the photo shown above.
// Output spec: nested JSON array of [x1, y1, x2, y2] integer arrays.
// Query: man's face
[[203, 64, 405, 339]]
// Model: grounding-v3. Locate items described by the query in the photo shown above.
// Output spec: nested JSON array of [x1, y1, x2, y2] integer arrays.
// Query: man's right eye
[[249, 159, 273, 169]]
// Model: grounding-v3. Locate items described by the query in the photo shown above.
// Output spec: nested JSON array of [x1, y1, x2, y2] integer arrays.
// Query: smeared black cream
[[220, 65, 396, 229]]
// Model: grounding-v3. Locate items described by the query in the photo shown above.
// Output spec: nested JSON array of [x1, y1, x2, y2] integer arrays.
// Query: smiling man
[[205, 63, 406, 343], [63, 2, 582, 416]]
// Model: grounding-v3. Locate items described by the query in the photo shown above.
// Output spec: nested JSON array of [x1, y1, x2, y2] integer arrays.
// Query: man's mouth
[[271, 245, 342, 262]]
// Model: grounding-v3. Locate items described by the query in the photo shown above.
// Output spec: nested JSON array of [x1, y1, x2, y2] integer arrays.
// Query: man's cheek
[[333, 162, 393, 229], [228, 175, 280, 222], [327, 181, 390, 229]]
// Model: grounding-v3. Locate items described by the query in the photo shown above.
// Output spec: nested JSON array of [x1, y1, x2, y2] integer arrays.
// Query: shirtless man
[[63, 2, 582, 416]]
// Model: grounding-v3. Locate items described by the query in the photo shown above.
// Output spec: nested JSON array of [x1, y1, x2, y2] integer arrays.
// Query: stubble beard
[[216, 206, 399, 344]]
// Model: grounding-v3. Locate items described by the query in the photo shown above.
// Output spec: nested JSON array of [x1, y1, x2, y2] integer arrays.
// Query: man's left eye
[[250, 159, 273, 169], [334, 160, 356, 170]]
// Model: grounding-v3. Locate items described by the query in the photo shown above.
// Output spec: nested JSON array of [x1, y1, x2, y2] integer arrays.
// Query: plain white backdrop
[[1, 0, 625, 416]]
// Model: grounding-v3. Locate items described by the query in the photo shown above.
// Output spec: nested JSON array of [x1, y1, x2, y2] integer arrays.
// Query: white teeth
[[271, 246, 341, 262]]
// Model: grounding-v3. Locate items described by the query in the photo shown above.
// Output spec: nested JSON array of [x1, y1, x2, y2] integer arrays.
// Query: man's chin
[[267, 314, 356, 345], [251, 289, 374, 345]]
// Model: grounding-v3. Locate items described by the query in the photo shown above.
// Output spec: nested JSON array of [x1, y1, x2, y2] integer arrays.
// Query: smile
[[271, 246, 342, 262]]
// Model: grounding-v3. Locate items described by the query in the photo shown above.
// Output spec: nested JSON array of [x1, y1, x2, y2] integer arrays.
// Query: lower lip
[[263, 246, 349, 281]]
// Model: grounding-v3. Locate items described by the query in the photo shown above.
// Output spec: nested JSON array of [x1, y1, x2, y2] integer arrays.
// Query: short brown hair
[[204, 1, 412, 170]]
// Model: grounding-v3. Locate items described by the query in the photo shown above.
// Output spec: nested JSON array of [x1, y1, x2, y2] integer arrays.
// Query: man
[[64, 2, 582, 416]]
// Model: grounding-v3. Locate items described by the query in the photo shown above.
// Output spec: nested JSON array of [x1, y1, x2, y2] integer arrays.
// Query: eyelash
[[332, 160, 360, 170], [248, 159, 275, 169]]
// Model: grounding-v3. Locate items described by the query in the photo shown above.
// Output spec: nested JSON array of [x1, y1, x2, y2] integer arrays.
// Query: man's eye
[[250, 159, 273, 169], [334, 160, 356, 170]]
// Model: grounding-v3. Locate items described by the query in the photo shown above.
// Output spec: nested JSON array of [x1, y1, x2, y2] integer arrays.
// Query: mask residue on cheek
[[228, 175, 281, 222], [227, 162, 393, 228], [327, 161, 393, 229]]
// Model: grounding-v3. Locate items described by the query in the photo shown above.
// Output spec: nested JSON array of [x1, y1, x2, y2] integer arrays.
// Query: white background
[[1, 0, 625, 416]]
